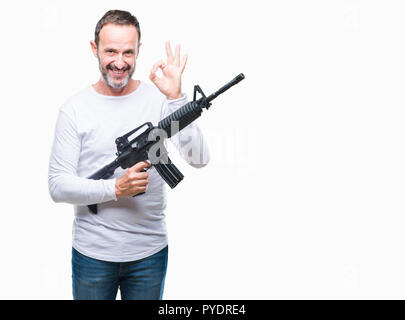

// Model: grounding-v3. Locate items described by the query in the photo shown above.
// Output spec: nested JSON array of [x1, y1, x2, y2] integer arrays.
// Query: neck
[[92, 78, 140, 96]]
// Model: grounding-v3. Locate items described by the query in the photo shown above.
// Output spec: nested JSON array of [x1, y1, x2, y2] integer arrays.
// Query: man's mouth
[[110, 69, 126, 76], [108, 65, 129, 77]]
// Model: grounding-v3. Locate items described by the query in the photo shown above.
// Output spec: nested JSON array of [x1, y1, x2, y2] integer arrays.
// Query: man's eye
[[124, 52, 133, 56]]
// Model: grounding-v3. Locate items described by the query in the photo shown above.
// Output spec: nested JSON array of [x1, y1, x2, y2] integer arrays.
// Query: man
[[48, 10, 209, 300]]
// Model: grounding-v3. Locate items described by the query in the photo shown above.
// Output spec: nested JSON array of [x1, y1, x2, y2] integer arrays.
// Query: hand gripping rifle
[[87, 73, 245, 213]]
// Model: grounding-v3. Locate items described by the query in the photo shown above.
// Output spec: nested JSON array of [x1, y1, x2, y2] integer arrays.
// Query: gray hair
[[94, 10, 141, 46]]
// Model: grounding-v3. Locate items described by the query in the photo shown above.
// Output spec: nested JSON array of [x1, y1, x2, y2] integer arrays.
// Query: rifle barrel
[[205, 73, 245, 103]]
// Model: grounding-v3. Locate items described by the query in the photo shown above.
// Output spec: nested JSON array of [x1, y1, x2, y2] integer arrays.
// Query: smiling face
[[91, 23, 140, 89]]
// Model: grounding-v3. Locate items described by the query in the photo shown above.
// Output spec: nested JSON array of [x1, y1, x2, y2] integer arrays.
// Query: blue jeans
[[72, 246, 168, 300]]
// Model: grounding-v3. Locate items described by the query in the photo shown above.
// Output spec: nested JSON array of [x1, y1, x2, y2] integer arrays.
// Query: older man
[[48, 10, 209, 300]]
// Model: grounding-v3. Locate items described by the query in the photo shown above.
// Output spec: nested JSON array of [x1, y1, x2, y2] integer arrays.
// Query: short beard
[[98, 56, 135, 89]]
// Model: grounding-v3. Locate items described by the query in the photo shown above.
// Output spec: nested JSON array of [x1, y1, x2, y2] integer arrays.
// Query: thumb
[[149, 69, 157, 82], [150, 60, 164, 82]]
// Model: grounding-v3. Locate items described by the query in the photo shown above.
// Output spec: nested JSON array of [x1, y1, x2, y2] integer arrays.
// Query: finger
[[131, 179, 149, 187], [132, 186, 147, 196], [174, 43, 180, 66], [151, 60, 165, 71], [180, 54, 188, 74], [149, 70, 156, 82], [150, 60, 165, 81], [137, 171, 149, 180], [129, 171, 148, 181], [133, 161, 151, 172], [150, 60, 166, 73], [165, 40, 174, 63], [149, 69, 161, 84], [136, 186, 147, 193]]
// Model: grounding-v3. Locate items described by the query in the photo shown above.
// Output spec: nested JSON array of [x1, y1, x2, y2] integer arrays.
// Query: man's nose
[[114, 54, 125, 69]]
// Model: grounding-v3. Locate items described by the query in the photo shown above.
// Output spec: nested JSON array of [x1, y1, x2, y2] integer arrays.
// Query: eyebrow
[[103, 48, 135, 53]]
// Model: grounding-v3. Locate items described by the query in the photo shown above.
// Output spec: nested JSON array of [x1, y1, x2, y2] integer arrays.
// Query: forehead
[[98, 23, 139, 48]]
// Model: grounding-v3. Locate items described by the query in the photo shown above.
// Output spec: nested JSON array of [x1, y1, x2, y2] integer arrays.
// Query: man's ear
[[90, 40, 98, 58], [136, 42, 142, 58]]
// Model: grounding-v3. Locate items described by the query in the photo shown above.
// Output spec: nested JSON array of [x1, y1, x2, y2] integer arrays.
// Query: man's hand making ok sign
[[149, 41, 188, 100]]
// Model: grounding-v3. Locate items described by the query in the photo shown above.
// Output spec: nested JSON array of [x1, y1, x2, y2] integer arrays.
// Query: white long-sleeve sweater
[[48, 82, 209, 262]]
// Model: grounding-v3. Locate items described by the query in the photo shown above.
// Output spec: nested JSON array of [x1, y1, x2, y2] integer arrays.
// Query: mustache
[[107, 64, 131, 72]]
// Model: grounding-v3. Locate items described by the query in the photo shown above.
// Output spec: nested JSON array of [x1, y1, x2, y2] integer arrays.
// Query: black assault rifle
[[87, 73, 245, 213]]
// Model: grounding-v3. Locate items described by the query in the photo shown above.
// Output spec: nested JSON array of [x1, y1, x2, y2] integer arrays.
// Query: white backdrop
[[1, 0, 405, 299]]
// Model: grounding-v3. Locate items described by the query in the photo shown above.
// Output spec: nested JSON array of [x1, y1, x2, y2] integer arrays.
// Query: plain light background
[[1, 0, 405, 299]]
